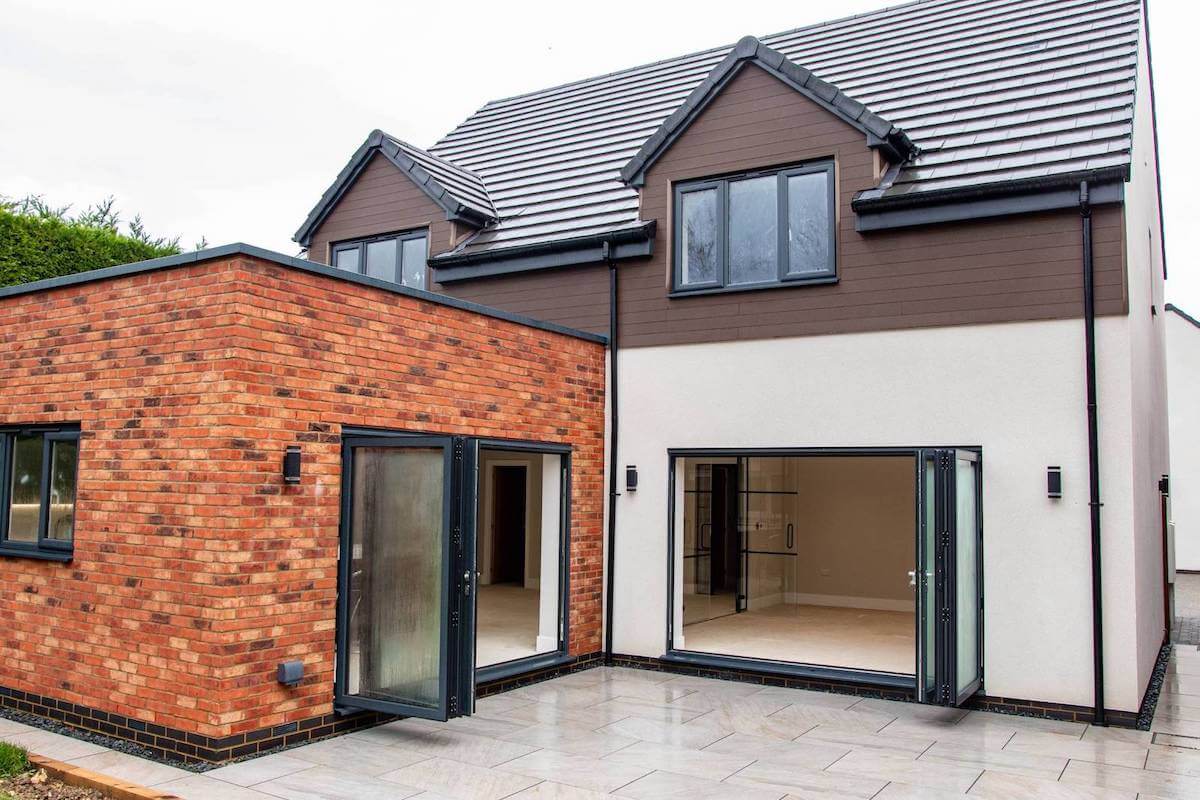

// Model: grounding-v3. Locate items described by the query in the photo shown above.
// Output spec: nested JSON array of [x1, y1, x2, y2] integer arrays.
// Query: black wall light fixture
[[283, 445, 302, 484], [625, 465, 638, 492], [1047, 466, 1062, 499]]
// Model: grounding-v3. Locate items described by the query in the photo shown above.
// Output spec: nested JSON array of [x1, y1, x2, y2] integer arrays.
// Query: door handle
[[463, 571, 472, 596], [908, 570, 918, 588]]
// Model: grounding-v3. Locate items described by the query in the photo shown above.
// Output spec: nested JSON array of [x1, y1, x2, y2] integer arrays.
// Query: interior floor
[[682, 591, 736, 626], [682, 603, 916, 674], [475, 583, 540, 668]]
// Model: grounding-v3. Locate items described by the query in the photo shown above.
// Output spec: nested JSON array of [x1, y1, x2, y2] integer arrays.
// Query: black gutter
[[604, 242, 619, 665], [433, 222, 655, 268], [1080, 180, 1107, 726], [853, 165, 1131, 213]]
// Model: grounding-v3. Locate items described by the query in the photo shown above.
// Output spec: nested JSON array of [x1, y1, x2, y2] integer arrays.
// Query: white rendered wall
[[1168, 309, 1200, 571], [612, 316, 1152, 712], [1123, 10, 1171, 700]]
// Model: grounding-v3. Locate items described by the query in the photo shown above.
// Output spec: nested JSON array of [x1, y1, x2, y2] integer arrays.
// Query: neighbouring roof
[[1167, 304, 1200, 331], [306, 0, 1143, 261], [295, 131, 496, 246]]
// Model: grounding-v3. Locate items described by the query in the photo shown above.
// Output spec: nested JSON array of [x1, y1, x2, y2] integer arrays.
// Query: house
[[0, 0, 1168, 763], [1167, 304, 1199, 572]]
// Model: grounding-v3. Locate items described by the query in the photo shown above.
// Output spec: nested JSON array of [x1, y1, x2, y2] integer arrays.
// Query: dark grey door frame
[[335, 430, 575, 717], [334, 434, 471, 720], [665, 446, 983, 702], [474, 438, 574, 684]]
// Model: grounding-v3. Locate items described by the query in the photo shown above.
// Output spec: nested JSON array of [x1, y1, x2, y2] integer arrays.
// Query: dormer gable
[[620, 35, 915, 188], [294, 130, 495, 249]]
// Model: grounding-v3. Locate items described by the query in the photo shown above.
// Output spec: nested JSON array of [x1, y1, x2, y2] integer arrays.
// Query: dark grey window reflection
[[365, 239, 398, 282], [681, 189, 719, 286], [787, 172, 832, 275], [7, 434, 42, 542], [48, 439, 78, 542], [729, 175, 778, 285]]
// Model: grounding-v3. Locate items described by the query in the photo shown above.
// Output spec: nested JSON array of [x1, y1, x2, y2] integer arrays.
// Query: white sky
[[1, 0, 1195, 311]]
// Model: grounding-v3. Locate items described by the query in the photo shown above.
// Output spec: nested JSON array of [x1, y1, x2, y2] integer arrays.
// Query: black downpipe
[[604, 244, 619, 665], [1080, 181, 1106, 726]]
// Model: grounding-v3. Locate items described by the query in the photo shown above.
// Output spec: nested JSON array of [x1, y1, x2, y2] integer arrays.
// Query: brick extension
[[0, 252, 606, 761]]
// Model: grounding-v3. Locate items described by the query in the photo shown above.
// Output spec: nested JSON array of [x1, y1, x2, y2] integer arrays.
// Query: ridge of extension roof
[[295, 130, 496, 246], [1166, 304, 1200, 331], [303, 0, 1142, 260], [620, 35, 917, 187]]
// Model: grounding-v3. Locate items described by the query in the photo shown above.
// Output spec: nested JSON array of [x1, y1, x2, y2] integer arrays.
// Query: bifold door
[[917, 449, 983, 706], [335, 436, 476, 720]]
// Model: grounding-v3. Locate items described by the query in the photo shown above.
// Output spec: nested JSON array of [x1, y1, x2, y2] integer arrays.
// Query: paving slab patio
[[10, 651, 1200, 799]]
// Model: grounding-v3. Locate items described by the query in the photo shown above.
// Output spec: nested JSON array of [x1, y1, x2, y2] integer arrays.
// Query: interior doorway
[[475, 447, 565, 670], [490, 466, 527, 584]]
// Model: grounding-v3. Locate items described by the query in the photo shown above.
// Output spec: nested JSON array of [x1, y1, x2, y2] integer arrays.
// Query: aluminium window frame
[[664, 445, 983, 696], [0, 424, 81, 562], [330, 228, 430, 290], [671, 161, 837, 297]]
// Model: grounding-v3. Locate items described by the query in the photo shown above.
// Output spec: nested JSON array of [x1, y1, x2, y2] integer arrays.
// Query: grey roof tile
[[396, 0, 1139, 258]]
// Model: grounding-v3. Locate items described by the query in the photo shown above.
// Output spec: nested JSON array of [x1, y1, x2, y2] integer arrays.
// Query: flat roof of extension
[[0, 243, 608, 345]]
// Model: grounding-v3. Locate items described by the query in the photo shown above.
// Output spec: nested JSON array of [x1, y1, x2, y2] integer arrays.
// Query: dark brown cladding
[[617, 64, 1126, 348], [306, 154, 613, 336], [436, 265, 612, 337], [308, 65, 1127, 348]]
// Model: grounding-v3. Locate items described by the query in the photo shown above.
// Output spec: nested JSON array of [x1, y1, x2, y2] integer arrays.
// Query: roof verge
[[619, 35, 916, 187], [294, 130, 496, 247]]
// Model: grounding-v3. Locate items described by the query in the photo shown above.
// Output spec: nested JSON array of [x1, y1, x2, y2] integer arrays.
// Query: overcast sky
[[2, 0, 1195, 311]]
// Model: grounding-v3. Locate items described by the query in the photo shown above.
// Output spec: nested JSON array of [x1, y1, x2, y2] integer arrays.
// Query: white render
[[610, 311, 1164, 713], [1168, 308, 1200, 572]]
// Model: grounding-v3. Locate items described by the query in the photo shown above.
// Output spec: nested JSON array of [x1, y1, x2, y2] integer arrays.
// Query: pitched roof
[[306, 0, 1142, 260], [620, 36, 916, 187], [295, 130, 495, 247]]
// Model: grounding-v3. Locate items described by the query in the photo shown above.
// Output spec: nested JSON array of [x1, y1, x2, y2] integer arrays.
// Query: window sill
[[669, 274, 838, 299], [0, 545, 72, 563]]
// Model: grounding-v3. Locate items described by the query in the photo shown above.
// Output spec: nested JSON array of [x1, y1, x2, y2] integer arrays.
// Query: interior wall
[[786, 456, 915, 608], [478, 450, 543, 587], [683, 456, 914, 614]]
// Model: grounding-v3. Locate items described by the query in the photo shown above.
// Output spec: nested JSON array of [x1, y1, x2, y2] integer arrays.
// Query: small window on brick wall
[[0, 425, 80, 562]]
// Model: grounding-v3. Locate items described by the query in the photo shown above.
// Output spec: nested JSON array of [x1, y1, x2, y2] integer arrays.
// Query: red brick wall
[[0, 254, 606, 740]]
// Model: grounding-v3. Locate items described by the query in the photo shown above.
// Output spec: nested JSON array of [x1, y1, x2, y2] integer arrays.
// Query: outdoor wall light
[[626, 465, 638, 492], [1047, 466, 1062, 499], [277, 660, 303, 687], [283, 445, 302, 484]]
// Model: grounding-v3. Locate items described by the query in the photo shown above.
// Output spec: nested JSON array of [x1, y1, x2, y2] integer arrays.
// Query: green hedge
[[0, 208, 180, 288]]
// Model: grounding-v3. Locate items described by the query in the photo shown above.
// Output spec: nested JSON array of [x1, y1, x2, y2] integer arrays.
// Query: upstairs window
[[332, 230, 429, 290], [673, 162, 835, 294], [0, 425, 80, 561]]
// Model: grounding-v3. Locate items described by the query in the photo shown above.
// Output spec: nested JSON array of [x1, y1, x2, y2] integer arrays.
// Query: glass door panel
[[918, 453, 937, 701], [918, 448, 983, 706], [338, 436, 458, 720], [953, 451, 983, 703]]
